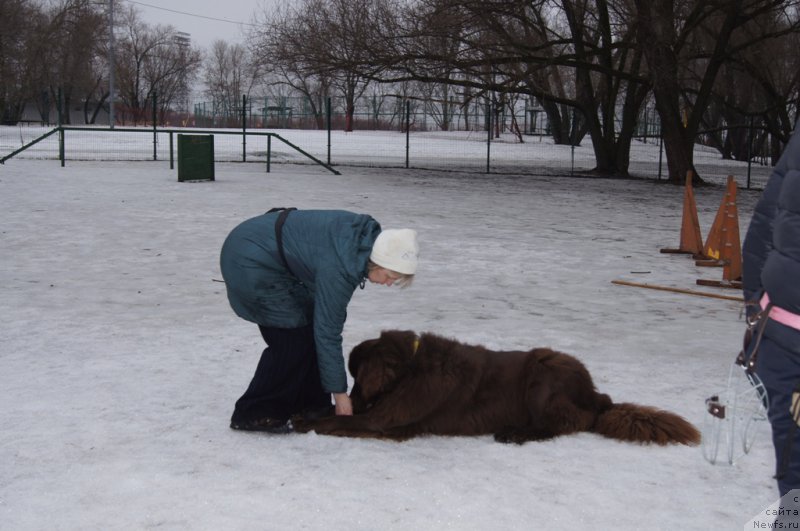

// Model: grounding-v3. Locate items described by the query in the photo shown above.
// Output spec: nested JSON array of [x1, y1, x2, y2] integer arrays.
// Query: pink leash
[[761, 292, 800, 330]]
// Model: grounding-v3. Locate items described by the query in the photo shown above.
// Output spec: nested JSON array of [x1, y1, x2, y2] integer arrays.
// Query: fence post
[[169, 132, 174, 170], [642, 106, 649, 144], [524, 98, 529, 135], [242, 94, 247, 163], [266, 134, 271, 173], [486, 100, 492, 174], [57, 87, 65, 167], [405, 100, 410, 169], [652, 107, 658, 142], [327, 97, 332, 166], [372, 94, 377, 128], [152, 91, 157, 161], [570, 107, 576, 176], [746, 116, 754, 189]]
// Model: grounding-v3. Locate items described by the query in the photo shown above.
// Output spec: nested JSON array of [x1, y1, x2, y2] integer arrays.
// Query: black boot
[[230, 416, 292, 434]]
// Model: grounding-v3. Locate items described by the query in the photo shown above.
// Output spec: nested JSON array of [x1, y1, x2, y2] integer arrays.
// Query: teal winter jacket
[[220, 209, 381, 393]]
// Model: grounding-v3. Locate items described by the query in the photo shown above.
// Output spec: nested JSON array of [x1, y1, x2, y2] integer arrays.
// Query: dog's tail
[[592, 401, 701, 446]]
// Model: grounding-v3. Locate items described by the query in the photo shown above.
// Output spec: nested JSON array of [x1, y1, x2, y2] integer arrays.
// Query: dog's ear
[[348, 337, 377, 378], [378, 330, 419, 361], [350, 331, 416, 401], [347, 337, 388, 402], [355, 355, 382, 402]]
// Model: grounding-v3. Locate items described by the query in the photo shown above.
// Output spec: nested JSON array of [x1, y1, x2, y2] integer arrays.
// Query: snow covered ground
[[0, 155, 781, 530]]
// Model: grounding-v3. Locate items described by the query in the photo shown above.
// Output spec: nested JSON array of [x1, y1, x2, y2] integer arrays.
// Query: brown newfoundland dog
[[293, 330, 700, 445]]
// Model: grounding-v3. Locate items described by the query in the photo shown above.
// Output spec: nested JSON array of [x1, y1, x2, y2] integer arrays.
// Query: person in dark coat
[[220, 209, 419, 432], [742, 123, 800, 497]]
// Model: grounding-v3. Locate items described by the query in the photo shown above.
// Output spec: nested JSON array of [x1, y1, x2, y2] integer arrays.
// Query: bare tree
[[317, 0, 651, 176], [709, 15, 800, 163], [82, 50, 112, 125], [0, 0, 108, 125], [634, 0, 800, 182], [41, 0, 107, 124], [252, 0, 391, 131], [114, 5, 201, 125], [203, 40, 263, 126], [258, 0, 799, 181], [250, 2, 331, 129], [0, 0, 113, 126], [0, 0, 39, 123], [143, 32, 202, 122]]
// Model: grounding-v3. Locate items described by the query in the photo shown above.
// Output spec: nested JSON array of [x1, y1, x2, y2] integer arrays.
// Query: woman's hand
[[333, 393, 353, 416]]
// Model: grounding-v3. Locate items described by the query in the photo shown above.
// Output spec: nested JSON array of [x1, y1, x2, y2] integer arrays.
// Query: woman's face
[[368, 266, 401, 286]]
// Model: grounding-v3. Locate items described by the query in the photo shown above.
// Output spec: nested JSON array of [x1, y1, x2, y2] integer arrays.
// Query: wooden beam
[[611, 279, 743, 302]]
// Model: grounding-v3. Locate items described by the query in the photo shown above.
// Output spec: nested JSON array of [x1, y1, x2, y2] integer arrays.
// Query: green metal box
[[177, 134, 215, 182]]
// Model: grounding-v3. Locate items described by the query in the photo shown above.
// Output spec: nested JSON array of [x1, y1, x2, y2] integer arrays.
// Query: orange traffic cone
[[696, 175, 734, 267], [700, 175, 734, 261], [696, 176, 742, 289], [721, 180, 742, 282], [660, 170, 705, 257]]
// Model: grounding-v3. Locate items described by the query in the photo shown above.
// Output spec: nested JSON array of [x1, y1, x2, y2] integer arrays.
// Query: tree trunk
[[659, 113, 696, 183], [345, 102, 354, 132], [540, 100, 570, 145], [345, 87, 355, 132], [85, 92, 109, 124], [634, 0, 697, 184]]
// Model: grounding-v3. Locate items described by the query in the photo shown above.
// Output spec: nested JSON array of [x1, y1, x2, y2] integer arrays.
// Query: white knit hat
[[370, 229, 419, 275]]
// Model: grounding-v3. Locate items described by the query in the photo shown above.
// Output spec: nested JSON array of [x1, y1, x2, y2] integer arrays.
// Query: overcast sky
[[129, 0, 284, 49]]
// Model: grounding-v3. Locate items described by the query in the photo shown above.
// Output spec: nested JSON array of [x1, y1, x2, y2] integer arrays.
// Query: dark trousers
[[231, 323, 331, 423], [757, 336, 800, 497]]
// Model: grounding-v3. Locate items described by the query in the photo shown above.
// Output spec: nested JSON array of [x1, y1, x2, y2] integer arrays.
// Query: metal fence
[[0, 95, 777, 190]]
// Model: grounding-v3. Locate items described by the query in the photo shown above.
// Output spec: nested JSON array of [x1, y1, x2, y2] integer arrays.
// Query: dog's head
[[348, 330, 419, 406]]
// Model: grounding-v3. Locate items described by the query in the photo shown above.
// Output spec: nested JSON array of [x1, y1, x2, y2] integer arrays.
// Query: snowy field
[[0, 156, 781, 530]]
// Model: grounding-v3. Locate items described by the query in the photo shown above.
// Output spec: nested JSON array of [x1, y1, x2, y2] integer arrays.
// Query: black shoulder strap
[[268, 207, 297, 275]]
